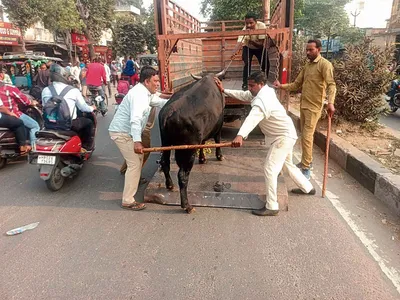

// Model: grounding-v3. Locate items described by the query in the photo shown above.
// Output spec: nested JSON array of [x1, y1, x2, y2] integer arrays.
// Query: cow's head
[[191, 69, 226, 81]]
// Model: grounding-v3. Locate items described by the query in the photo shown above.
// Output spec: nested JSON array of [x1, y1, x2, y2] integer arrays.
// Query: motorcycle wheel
[[0, 157, 7, 170], [45, 163, 65, 191]]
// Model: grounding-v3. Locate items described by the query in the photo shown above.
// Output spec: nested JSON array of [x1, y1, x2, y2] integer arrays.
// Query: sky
[[144, 0, 393, 28]]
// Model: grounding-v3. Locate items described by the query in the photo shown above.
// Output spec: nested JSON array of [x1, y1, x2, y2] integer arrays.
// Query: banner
[[0, 22, 21, 46], [71, 33, 88, 46]]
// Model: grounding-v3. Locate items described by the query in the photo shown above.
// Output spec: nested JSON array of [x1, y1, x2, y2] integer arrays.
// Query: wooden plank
[[157, 28, 290, 40]]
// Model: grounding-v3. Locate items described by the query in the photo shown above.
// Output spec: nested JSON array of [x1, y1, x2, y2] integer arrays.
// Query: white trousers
[[110, 132, 143, 205], [264, 136, 313, 210]]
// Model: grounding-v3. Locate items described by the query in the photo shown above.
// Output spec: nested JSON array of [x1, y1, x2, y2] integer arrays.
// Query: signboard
[[71, 33, 88, 46], [0, 22, 21, 46], [321, 39, 342, 53]]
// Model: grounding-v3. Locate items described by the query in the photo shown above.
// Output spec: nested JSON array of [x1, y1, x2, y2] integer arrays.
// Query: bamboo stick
[[322, 115, 332, 198], [142, 142, 233, 153]]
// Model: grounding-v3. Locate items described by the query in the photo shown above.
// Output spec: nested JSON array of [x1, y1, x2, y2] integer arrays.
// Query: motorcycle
[[386, 79, 400, 113], [0, 105, 43, 169], [28, 111, 97, 191], [87, 86, 108, 117]]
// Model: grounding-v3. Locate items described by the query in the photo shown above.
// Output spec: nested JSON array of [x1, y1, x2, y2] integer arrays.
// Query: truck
[[153, 0, 295, 123]]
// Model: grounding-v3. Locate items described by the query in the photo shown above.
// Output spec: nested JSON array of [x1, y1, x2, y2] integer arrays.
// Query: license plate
[[37, 155, 56, 165]]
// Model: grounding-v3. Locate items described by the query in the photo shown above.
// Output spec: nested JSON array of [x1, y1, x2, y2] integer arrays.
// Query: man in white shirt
[[232, 12, 268, 91], [109, 66, 169, 211], [215, 71, 315, 216], [42, 64, 96, 150], [102, 59, 112, 98]]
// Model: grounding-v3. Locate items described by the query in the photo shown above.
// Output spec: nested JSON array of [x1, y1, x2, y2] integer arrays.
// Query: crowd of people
[[0, 56, 142, 153]]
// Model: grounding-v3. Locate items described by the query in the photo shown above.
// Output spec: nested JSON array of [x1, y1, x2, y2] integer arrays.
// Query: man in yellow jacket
[[274, 39, 336, 179]]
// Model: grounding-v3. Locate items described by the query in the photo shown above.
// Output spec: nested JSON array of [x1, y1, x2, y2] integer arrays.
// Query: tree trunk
[[83, 27, 95, 60], [325, 35, 330, 58], [21, 30, 26, 52], [63, 31, 73, 62]]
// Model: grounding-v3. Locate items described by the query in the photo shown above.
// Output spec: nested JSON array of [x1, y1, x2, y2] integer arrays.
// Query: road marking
[[293, 153, 400, 295]]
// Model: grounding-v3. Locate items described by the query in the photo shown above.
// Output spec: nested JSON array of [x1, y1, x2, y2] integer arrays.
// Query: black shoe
[[251, 207, 279, 216], [291, 188, 316, 195]]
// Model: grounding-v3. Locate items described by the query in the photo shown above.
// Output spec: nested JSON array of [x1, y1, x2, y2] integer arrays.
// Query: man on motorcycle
[[86, 57, 107, 115], [0, 98, 30, 153], [0, 80, 40, 146], [42, 64, 96, 150]]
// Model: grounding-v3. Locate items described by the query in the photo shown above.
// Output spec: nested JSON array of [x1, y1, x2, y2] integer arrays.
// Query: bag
[[117, 79, 130, 95], [43, 85, 74, 130], [29, 85, 43, 100]]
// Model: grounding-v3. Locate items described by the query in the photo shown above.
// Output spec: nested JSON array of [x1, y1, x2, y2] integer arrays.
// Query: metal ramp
[[145, 141, 288, 210]]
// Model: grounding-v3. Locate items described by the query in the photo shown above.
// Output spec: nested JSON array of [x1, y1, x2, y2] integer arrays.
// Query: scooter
[[28, 111, 97, 191], [386, 79, 400, 113], [0, 105, 43, 169]]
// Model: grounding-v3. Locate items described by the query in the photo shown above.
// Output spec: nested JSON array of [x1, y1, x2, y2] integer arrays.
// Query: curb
[[288, 109, 400, 217]]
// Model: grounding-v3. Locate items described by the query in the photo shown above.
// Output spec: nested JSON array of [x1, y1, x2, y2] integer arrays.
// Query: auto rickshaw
[[0, 52, 62, 90]]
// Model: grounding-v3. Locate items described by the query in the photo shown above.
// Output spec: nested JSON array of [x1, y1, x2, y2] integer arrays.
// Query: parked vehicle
[[28, 111, 97, 191], [153, 0, 292, 123], [386, 79, 400, 113], [0, 105, 43, 169], [137, 54, 159, 71]]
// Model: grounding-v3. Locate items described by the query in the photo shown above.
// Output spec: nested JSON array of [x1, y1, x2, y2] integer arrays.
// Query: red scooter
[[29, 111, 96, 191]]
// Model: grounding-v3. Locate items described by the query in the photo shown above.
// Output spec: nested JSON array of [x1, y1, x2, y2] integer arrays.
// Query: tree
[[200, 0, 303, 22], [295, 0, 351, 55], [42, 0, 84, 62], [76, 0, 115, 59], [143, 4, 157, 54], [112, 15, 146, 57], [1, 0, 44, 51], [333, 39, 395, 123]]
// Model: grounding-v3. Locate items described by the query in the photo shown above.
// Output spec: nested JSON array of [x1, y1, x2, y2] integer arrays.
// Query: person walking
[[274, 39, 336, 179]]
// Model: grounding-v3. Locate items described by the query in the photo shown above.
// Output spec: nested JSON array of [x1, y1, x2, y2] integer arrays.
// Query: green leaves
[[112, 15, 146, 57], [2, 0, 44, 32], [333, 39, 395, 123]]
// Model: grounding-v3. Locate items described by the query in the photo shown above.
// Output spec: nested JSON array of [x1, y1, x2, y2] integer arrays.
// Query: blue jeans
[[19, 113, 40, 144]]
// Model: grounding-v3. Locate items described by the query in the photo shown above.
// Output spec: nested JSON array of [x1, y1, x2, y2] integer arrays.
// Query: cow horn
[[215, 69, 226, 79], [191, 74, 202, 81]]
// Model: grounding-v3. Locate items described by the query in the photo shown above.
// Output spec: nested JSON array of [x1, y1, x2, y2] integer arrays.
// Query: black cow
[[159, 72, 225, 213]]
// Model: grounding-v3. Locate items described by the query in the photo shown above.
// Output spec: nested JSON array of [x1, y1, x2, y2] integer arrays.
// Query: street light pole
[[351, 9, 361, 27]]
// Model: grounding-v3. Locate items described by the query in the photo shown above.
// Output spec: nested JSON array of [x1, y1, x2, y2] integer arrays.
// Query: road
[[381, 109, 400, 132], [1, 102, 400, 299]]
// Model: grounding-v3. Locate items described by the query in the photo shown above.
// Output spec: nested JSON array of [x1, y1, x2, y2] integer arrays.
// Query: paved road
[[1, 103, 400, 299], [380, 110, 400, 132]]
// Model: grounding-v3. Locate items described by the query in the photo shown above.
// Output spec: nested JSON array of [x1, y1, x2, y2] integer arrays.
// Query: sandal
[[121, 202, 146, 211], [20, 145, 32, 155]]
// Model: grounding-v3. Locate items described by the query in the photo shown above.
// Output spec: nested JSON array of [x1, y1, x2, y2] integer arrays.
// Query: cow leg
[[160, 150, 174, 190], [214, 130, 225, 161], [198, 144, 207, 164], [176, 149, 196, 214]]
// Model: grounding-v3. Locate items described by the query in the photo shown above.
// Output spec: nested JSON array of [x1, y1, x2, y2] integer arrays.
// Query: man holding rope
[[232, 12, 268, 91], [215, 71, 315, 216], [274, 39, 336, 180]]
